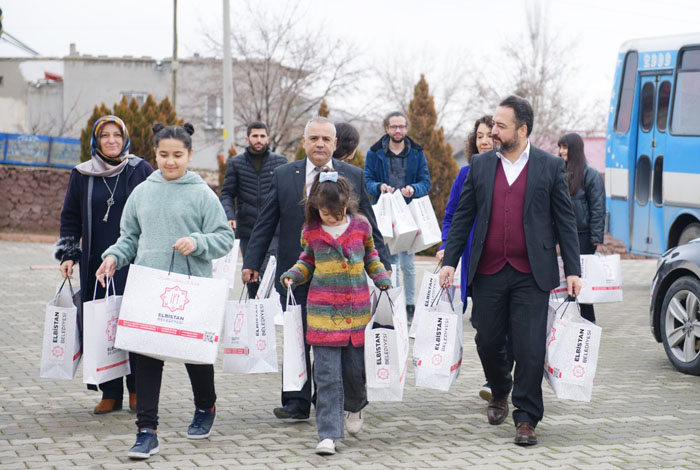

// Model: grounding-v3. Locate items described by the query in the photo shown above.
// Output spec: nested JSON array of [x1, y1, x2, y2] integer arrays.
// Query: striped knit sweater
[[281, 214, 391, 347]]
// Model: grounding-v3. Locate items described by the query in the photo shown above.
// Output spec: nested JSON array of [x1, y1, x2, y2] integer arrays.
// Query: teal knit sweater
[[103, 170, 235, 277]]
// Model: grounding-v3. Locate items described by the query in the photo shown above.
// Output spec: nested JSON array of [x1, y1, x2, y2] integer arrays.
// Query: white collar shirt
[[305, 158, 333, 196], [496, 141, 530, 186]]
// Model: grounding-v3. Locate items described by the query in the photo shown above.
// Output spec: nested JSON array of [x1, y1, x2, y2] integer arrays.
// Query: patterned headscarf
[[90, 115, 131, 163]]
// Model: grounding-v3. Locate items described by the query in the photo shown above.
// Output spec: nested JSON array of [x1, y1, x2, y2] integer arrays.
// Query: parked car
[[650, 238, 700, 375]]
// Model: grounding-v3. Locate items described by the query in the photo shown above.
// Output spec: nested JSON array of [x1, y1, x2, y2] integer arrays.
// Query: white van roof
[[619, 33, 700, 53]]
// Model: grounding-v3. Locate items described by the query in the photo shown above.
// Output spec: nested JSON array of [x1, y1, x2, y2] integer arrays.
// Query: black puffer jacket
[[570, 165, 605, 244], [220, 148, 288, 239]]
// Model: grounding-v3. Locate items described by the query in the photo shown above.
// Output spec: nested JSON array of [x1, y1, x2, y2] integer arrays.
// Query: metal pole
[[172, 0, 178, 111], [222, 0, 234, 156]]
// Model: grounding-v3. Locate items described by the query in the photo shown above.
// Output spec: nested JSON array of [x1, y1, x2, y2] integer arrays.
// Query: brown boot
[[514, 421, 538, 446], [486, 396, 509, 425], [93, 398, 122, 415], [129, 393, 137, 412]]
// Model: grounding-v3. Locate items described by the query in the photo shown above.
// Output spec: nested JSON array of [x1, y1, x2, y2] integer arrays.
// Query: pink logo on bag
[[106, 315, 118, 342], [548, 327, 557, 346], [51, 345, 64, 358], [573, 365, 585, 378], [432, 354, 443, 366], [234, 312, 245, 334], [256, 339, 267, 351], [377, 367, 390, 380], [160, 285, 190, 313]]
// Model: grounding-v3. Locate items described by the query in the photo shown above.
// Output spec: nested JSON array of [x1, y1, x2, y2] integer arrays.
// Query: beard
[[493, 135, 519, 153], [389, 134, 405, 144], [248, 143, 267, 155]]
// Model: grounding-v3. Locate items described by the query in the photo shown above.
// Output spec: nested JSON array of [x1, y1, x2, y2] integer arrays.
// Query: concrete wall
[[0, 165, 71, 234]]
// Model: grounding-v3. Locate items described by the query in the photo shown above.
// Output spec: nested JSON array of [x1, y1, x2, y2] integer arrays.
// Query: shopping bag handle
[[168, 249, 192, 279], [375, 289, 396, 312], [432, 262, 442, 274], [553, 296, 580, 320], [91, 274, 116, 301], [429, 285, 455, 312], [286, 286, 297, 308], [56, 277, 77, 299]]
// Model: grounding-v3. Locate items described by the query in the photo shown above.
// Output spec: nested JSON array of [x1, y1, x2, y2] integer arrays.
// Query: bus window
[[635, 155, 651, 205], [670, 71, 700, 135], [614, 51, 638, 133], [640, 82, 655, 132], [653, 156, 663, 206], [680, 49, 700, 68], [657, 81, 671, 132], [671, 48, 700, 135]]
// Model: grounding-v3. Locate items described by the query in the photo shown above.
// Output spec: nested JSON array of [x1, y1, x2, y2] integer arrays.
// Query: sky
[[1, 0, 699, 130]]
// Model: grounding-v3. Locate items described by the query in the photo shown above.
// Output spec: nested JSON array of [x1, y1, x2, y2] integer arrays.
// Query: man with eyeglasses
[[364, 111, 431, 320]]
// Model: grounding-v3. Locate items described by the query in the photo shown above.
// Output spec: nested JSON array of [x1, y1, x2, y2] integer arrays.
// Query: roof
[[618, 33, 700, 54]]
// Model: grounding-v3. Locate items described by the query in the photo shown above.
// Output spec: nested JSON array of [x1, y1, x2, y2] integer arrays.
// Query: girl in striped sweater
[[282, 168, 390, 455]]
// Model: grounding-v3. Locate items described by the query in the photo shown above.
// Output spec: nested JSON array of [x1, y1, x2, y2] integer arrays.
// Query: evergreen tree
[[408, 75, 458, 254], [318, 99, 330, 117], [80, 95, 182, 169], [218, 143, 238, 196]]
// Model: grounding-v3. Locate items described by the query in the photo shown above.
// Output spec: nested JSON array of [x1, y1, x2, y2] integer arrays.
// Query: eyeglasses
[[388, 125, 407, 131]]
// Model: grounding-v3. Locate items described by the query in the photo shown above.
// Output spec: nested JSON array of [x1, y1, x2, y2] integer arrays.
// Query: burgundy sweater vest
[[477, 160, 532, 275]]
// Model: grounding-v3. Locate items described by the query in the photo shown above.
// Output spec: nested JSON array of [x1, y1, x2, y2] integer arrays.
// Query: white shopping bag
[[40, 278, 82, 380], [413, 289, 463, 391], [272, 290, 284, 326], [222, 297, 279, 373], [82, 279, 130, 385], [256, 255, 277, 300], [212, 239, 241, 289], [365, 287, 409, 402], [115, 260, 228, 364], [372, 193, 394, 241], [409, 270, 442, 339], [282, 289, 307, 391], [387, 191, 418, 254], [544, 300, 601, 401], [550, 255, 623, 304], [407, 195, 442, 254], [578, 254, 623, 303]]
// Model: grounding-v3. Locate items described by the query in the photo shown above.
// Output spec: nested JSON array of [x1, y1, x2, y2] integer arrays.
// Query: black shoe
[[273, 403, 309, 420], [406, 304, 415, 321]]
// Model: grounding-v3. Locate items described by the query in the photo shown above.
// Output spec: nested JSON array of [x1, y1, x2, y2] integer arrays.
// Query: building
[[0, 45, 308, 169]]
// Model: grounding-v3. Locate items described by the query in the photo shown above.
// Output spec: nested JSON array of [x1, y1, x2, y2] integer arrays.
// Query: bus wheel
[[678, 223, 700, 246], [660, 276, 700, 375]]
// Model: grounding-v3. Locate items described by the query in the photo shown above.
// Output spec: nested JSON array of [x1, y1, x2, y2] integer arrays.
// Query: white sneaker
[[479, 383, 492, 402], [345, 411, 363, 435], [315, 438, 336, 455]]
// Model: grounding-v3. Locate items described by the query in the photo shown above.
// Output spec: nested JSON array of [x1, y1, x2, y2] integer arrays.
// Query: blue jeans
[[390, 251, 415, 305], [312, 345, 367, 441]]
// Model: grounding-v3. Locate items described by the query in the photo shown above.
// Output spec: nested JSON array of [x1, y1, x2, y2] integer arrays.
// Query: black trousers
[[98, 352, 137, 399], [472, 263, 549, 427], [240, 235, 278, 299], [578, 233, 597, 323], [281, 302, 314, 413], [134, 353, 216, 430]]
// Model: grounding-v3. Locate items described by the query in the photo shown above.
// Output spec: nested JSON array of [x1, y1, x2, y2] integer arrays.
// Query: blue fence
[[0, 133, 81, 169]]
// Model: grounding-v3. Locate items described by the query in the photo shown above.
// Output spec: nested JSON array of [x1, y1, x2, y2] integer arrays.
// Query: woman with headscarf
[[55, 115, 153, 414]]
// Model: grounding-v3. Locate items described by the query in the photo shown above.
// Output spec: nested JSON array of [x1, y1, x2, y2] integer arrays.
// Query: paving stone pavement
[[1, 240, 699, 469]]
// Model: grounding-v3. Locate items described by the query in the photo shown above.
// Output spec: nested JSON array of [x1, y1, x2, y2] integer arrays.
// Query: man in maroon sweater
[[439, 95, 581, 446]]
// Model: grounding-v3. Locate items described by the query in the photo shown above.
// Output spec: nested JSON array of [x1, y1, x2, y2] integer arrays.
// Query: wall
[[0, 165, 70, 234]]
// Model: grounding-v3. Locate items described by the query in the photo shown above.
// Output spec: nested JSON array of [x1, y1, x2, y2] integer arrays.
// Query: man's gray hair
[[304, 116, 336, 138]]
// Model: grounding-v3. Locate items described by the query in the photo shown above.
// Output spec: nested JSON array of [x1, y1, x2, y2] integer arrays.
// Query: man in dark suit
[[243, 117, 392, 421], [439, 95, 582, 446]]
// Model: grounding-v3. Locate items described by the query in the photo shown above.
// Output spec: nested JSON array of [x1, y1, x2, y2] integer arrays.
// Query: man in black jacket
[[439, 96, 581, 446], [220, 122, 287, 296], [243, 117, 392, 422]]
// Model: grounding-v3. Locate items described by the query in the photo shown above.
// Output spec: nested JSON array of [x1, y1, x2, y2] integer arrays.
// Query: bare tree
[[201, 1, 361, 155], [369, 49, 476, 142], [473, 1, 605, 151]]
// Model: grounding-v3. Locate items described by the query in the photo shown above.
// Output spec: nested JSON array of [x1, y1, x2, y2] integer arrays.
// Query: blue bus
[[606, 34, 700, 256]]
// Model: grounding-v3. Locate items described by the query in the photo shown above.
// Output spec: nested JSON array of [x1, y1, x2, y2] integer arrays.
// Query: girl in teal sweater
[[97, 123, 235, 460]]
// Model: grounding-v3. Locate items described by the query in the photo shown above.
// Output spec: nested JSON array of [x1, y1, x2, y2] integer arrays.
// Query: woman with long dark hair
[[557, 132, 605, 323]]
